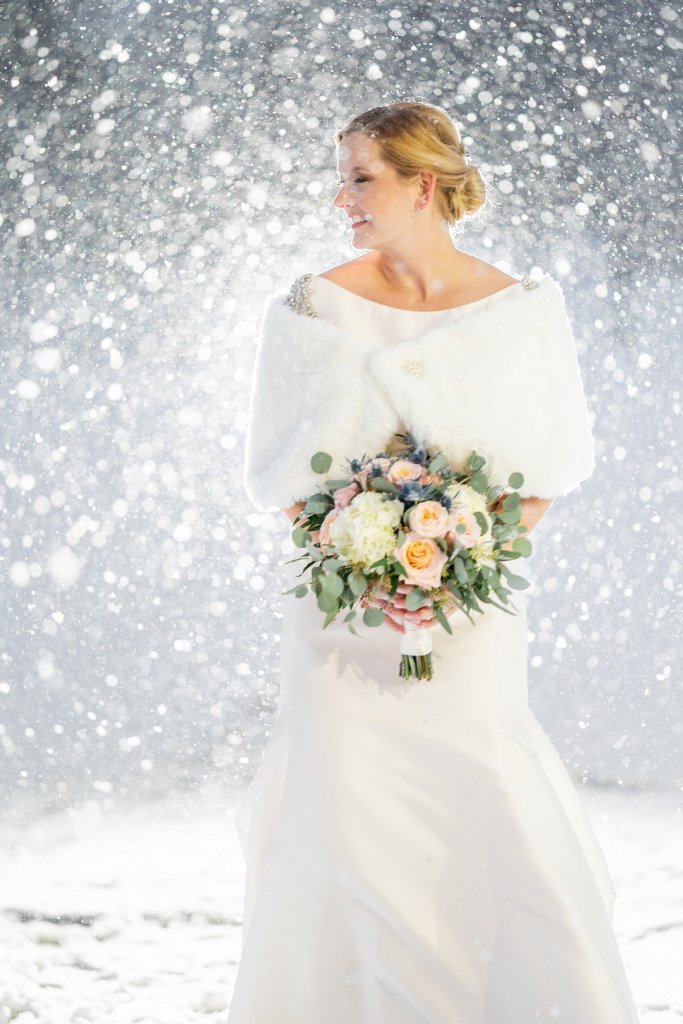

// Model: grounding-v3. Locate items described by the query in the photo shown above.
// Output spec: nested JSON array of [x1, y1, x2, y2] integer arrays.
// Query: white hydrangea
[[446, 481, 493, 535], [469, 536, 497, 569], [328, 491, 403, 569]]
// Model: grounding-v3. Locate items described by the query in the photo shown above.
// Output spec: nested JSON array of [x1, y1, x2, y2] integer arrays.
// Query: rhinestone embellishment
[[521, 276, 538, 290], [401, 357, 424, 376], [285, 272, 318, 318]]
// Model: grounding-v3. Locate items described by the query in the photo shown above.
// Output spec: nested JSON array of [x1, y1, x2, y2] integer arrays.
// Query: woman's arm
[[494, 494, 554, 551], [282, 500, 320, 542]]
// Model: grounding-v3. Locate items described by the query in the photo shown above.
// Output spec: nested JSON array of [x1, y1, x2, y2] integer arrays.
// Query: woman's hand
[[363, 581, 457, 634]]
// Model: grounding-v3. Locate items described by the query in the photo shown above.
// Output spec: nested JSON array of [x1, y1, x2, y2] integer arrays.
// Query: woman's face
[[333, 132, 422, 248]]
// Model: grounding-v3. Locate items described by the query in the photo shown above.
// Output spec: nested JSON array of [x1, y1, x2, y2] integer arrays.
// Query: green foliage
[[320, 572, 344, 598], [304, 493, 329, 514], [466, 452, 485, 473], [433, 603, 454, 635], [498, 563, 530, 590], [317, 588, 339, 614], [469, 471, 488, 493], [512, 536, 533, 557], [428, 452, 449, 474], [405, 587, 430, 611], [311, 451, 333, 473], [452, 557, 468, 584], [368, 476, 399, 495], [347, 572, 368, 597], [292, 526, 310, 547], [363, 607, 385, 627]]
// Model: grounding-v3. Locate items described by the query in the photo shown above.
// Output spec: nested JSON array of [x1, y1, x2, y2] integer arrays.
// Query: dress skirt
[[228, 558, 640, 1023]]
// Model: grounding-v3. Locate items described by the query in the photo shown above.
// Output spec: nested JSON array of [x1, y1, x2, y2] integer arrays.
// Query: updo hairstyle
[[334, 101, 487, 227]]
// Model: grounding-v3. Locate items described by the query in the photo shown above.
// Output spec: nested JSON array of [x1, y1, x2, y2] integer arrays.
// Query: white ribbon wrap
[[400, 624, 434, 657]]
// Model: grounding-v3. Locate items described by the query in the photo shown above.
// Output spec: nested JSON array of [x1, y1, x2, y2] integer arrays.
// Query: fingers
[[363, 582, 441, 632]]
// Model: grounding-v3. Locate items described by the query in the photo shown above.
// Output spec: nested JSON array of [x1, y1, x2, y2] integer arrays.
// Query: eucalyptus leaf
[[311, 451, 333, 473], [348, 573, 368, 597], [368, 477, 399, 495], [452, 557, 469, 584], [469, 472, 488, 493], [433, 603, 454, 635], [317, 590, 339, 614], [304, 496, 329, 514], [512, 536, 533, 557], [499, 564, 530, 590], [473, 510, 489, 534], [497, 508, 521, 525], [363, 607, 385, 627], [428, 452, 449, 473], [406, 588, 430, 611], [508, 471, 524, 488], [320, 572, 344, 597]]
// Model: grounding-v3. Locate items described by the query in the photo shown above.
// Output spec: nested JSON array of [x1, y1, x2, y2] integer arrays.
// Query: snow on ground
[[0, 783, 680, 1023]]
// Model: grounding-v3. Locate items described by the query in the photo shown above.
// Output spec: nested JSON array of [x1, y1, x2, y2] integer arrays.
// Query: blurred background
[[0, 0, 680, 824], [1, 2, 681, 1021]]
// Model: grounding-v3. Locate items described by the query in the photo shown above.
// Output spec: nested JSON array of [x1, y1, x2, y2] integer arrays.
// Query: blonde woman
[[234, 102, 640, 1022]]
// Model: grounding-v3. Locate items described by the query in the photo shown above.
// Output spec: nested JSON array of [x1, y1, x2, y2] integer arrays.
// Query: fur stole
[[243, 274, 595, 511]]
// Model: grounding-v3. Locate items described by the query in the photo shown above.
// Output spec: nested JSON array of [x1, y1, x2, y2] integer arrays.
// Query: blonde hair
[[334, 101, 488, 228]]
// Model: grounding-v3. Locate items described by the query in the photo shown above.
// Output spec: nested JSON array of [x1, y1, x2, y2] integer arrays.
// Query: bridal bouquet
[[283, 434, 533, 681]]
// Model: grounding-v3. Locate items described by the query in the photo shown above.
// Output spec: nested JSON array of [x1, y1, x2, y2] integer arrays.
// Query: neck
[[370, 224, 469, 303]]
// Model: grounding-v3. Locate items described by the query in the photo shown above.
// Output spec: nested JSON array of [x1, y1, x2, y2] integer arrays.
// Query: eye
[[336, 177, 368, 186]]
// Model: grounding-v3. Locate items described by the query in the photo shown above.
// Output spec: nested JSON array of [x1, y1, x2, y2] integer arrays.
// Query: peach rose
[[387, 459, 424, 487], [407, 499, 450, 538], [333, 481, 361, 509], [394, 531, 447, 589], [445, 508, 481, 549], [420, 469, 444, 487]]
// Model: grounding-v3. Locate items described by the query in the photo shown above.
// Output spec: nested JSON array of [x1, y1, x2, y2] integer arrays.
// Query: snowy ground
[[0, 783, 680, 1024]]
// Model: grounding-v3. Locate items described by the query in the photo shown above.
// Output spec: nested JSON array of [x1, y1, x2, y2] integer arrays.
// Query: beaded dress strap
[[520, 276, 538, 289], [285, 272, 318, 318]]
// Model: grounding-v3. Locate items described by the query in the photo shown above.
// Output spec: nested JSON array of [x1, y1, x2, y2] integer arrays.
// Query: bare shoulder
[[459, 255, 521, 290]]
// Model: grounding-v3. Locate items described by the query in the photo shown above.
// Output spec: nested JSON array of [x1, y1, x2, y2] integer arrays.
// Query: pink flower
[[319, 507, 340, 548], [407, 499, 451, 538], [334, 481, 361, 509], [394, 531, 447, 589]]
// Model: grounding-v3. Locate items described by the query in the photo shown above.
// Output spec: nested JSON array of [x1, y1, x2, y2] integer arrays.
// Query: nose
[[333, 183, 351, 209]]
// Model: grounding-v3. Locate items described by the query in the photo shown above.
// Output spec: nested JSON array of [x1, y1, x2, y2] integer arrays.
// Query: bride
[[232, 102, 640, 1023]]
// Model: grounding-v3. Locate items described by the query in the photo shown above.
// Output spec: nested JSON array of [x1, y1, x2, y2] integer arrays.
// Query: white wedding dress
[[229, 276, 640, 1023]]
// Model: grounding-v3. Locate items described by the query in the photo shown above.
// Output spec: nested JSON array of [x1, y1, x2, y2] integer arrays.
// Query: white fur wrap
[[243, 274, 595, 511]]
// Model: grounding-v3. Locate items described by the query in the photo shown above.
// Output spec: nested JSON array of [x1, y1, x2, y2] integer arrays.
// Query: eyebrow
[[336, 166, 369, 176]]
